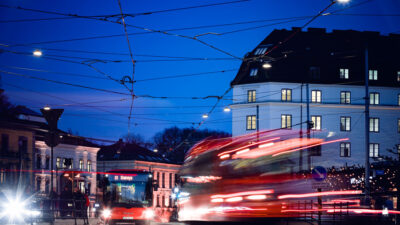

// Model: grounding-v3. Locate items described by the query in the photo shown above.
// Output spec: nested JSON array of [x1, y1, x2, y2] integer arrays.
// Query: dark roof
[[0, 116, 99, 148], [97, 140, 173, 164], [231, 27, 400, 87], [14, 105, 42, 117]]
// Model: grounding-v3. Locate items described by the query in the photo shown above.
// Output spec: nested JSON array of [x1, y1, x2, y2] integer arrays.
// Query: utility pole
[[300, 84, 304, 171], [364, 46, 370, 203], [256, 105, 260, 141], [306, 83, 311, 170]]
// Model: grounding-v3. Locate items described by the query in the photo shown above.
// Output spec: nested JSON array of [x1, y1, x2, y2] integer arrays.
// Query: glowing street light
[[43, 105, 51, 111], [202, 114, 209, 119], [262, 62, 272, 69], [223, 107, 231, 112], [336, 0, 350, 3], [33, 50, 42, 57]]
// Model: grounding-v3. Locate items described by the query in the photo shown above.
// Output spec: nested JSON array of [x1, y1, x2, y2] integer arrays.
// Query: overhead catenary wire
[[0, 3, 243, 59], [0, 0, 250, 23]]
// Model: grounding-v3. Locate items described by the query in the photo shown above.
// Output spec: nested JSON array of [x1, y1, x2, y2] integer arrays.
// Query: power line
[[0, 0, 250, 23], [0, 3, 243, 59], [0, 69, 131, 96]]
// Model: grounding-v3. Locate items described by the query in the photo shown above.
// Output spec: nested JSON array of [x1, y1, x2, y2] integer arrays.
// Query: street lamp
[[262, 62, 272, 69], [202, 114, 209, 119], [33, 50, 42, 57], [223, 106, 231, 112]]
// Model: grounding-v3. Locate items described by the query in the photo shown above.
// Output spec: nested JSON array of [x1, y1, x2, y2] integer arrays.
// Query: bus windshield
[[106, 171, 152, 207]]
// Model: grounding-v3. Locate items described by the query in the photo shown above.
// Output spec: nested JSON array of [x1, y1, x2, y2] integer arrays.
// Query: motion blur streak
[[272, 138, 350, 157], [278, 190, 362, 199], [327, 209, 400, 215], [211, 198, 224, 203], [246, 195, 267, 200], [225, 197, 243, 202], [233, 138, 323, 159], [217, 137, 281, 157], [211, 189, 274, 199]]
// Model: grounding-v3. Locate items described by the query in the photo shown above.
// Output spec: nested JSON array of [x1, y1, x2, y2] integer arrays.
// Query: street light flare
[[33, 50, 42, 57]]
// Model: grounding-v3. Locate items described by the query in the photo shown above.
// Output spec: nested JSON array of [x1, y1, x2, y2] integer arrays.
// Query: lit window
[[340, 68, 349, 79], [79, 159, 83, 170], [56, 157, 61, 169], [397, 71, 400, 82], [281, 114, 292, 129], [398, 94, 400, 106], [246, 115, 256, 130], [369, 143, 379, 158], [340, 91, 351, 104], [369, 118, 379, 132], [340, 116, 351, 131], [249, 68, 258, 77], [369, 92, 379, 105], [369, 70, 378, 80], [247, 90, 256, 103], [87, 160, 92, 172], [311, 116, 321, 130], [311, 90, 321, 103], [340, 142, 351, 157], [281, 89, 292, 102], [254, 46, 268, 55]]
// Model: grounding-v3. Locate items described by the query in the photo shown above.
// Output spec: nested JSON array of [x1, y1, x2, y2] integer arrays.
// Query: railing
[[26, 197, 90, 225]]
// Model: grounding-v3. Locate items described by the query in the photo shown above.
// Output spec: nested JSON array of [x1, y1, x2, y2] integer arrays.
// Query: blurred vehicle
[[101, 170, 154, 225], [177, 129, 397, 224]]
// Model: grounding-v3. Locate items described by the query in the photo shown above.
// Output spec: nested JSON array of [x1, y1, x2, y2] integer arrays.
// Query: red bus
[[101, 169, 155, 225], [177, 129, 399, 224]]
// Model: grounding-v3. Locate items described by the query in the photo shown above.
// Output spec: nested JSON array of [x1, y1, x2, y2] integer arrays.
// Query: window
[[246, 115, 257, 130], [340, 142, 351, 157], [162, 196, 165, 207], [398, 119, 400, 133], [309, 66, 320, 79], [340, 116, 351, 131], [369, 118, 379, 132], [397, 71, 400, 82], [56, 157, 61, 169], [247, 90, 256, 103], [87, 160, 92, 172], [369, 143, 379, 158], [311, 90, 321, 103], [169, 173, 172, 189], [18, 136, 28, 155], [281, 114, 292, 129], [340, 68, 349, 79], [36, 154, 41, 169], [1, 134, 9, 152], [340, 91, 351, 104], [162, 172, 165, 188], [398, 94, 400, 106], [311, 116, 321, 130], [310, 145, 321, 156], [45, 156, 50, 170], [281, 89, 292, 102], [369, 92, 379, 105], [156, 195, 160, 207], [249, 68, 258, 76], [254, 46, 268, 55], [79, 159, 84, 170], [369, 70, 378, 80], [157, 172, 160, 187]]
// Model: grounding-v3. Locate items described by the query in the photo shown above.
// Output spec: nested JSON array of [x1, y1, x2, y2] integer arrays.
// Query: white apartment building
[[231, 27, 400, 168]]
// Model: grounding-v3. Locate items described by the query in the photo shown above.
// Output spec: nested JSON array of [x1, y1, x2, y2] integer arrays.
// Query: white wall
[[232, 82, 400, 168]]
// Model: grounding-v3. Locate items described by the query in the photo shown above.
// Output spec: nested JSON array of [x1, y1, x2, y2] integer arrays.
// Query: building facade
[[231, 27, 400, 168]]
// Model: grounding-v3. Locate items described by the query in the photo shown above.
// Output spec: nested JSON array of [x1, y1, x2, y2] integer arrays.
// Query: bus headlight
[[143, 209, 154, 219], [102, 209, 112, 218]]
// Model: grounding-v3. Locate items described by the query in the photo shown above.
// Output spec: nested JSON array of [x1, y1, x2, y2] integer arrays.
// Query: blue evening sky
[[0, 0, 399, 141]]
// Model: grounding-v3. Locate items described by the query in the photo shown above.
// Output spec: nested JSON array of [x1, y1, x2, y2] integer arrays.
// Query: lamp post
[[40, 107, 64, 195]]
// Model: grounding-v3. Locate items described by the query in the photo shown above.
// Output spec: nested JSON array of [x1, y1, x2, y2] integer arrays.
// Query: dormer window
[[340, 68, 349, 79], [254, 44, 271, 55], [369, 70, 378, 80], [249, 68, 258, 77]]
